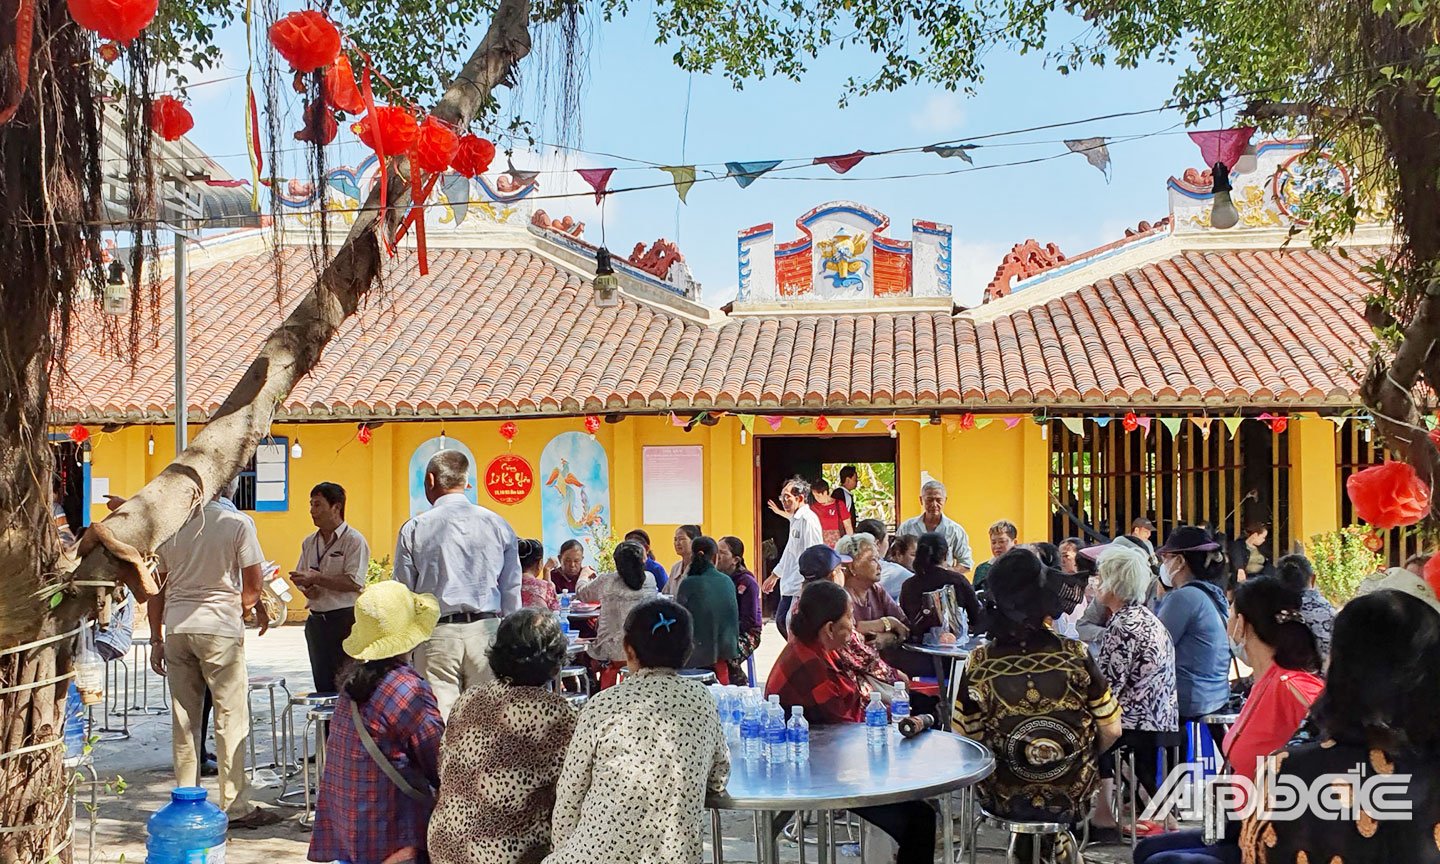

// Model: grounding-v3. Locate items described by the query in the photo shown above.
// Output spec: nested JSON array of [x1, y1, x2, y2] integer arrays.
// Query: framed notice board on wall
[[643, 445, 704, 524]]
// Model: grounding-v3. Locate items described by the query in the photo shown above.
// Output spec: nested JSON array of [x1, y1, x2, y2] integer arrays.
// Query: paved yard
[[79, 624, 1132, 863]]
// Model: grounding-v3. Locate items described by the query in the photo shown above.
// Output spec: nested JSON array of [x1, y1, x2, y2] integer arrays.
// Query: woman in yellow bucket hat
[[308, 581, 445, 864]]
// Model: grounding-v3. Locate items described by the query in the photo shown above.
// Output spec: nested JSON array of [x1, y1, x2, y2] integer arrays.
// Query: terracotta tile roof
[[50, 244, 1375, 422]]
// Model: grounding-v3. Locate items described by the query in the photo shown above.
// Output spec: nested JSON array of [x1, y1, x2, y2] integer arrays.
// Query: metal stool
[[680, 668, 719, 685], [246, 675, 291, 787], [557, 666, 590, 697], [91, 655, 130, 741], [128, 636, 169, 714], [279, 692, 336, 809], [971, 808, 1076, 864], [297, 705, 335, 828], [1109, 742, 1183, 851], [564, 692, 589, 709]]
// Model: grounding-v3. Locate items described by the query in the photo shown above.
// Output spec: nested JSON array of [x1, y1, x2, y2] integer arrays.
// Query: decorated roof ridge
[[981, 217, 1173, 304], [525, 216, 707, 314]]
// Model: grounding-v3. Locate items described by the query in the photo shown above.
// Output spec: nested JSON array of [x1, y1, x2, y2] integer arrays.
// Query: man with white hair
[[896, 479, 973, 573], [151, 478, 276, 827]]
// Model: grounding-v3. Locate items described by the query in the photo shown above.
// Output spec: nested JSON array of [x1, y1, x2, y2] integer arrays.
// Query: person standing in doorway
[[292, 482, 370, 696], [763, 477, 824, 639], [394, 450, 522, 718], [151, 480, 277, 828], [897, 480, 974, 573], [833, 465, 859, 517], [808, 478, 854, 547]]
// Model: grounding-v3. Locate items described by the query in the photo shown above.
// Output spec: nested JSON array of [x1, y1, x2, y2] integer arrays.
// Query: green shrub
[[1307, 526, 1381, 605]]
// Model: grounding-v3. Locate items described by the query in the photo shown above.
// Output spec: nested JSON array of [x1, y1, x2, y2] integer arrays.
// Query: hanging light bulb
[[1040, 421, 1048, 441], [291, 438, 303, 459], [1208, 162, 1240, 230], [740, 428, 748, 445], [103, 259, 131, 315], [593, 247, 620, 308], [147, 434, 155, 455]]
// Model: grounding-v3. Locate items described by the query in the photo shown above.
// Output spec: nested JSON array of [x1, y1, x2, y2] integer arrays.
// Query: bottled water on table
[[865, 691, 888, 749], [788, 706, 810, 765], [765, 699, 788, 765], [889, 682, 910, 724], [741, 698, 764, 761], [559, 591, 572, 611]]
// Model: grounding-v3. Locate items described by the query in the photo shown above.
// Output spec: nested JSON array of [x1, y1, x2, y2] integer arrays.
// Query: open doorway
[[50, 440, 86, 540], [754, 435, 897, 610]]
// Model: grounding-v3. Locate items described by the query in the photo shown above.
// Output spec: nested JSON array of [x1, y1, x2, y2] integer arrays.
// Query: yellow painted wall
[[78, 412, 1347, 609]]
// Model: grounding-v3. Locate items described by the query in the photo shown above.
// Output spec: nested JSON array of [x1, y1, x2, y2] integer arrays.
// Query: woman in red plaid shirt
[[766, 581, 937, 863]]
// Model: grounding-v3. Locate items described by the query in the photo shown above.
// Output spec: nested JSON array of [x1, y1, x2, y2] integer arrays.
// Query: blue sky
[[174, 10, 1209, 306]]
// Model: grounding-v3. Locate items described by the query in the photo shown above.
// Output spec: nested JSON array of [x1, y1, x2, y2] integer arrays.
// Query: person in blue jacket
[[624, 528, 669, 592], [1154, 525, 1233, 749]]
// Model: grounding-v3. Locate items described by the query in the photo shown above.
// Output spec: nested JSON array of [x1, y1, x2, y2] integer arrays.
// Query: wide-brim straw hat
[[343, 580, 440, 662]]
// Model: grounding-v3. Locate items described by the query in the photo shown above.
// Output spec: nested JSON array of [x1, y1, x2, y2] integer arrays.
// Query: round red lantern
[[1269, 416, 1288, 434], [451, 134, 495, 178], [294, 98, 337, 144], [68, 424, 89, 443], [324, 54, 364, 115], [484, 454, 535, 505], [267, 10, 340, 73], [67, 0, 157, 43], [357, 424, 372, 445], [413, 117, 460, 174], [149, 95, 193, 141], [353, 106, 418, 156], [1346, 461, 1431, 531], [1122, 412, 1139, 432], [98, 42, 121, 63], [583, 415, 601, 436], [499, 421, 518, 442], [958, 413, 975, 431]]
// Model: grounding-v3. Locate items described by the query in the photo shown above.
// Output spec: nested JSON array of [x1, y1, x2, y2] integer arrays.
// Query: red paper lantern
[[1269, 416, 1288, 434], [68, 424, 89, 443], [499, 421, 517, 442], [451, 134, 496, 178], [324, 55, 364, 115], [959, 413, 976, 431], [1122, 412, 1139, 432], [357, 425, 372, 445], [67, 0, 157, 43], [294, 98, 337, 145], [413, 117, 460, 174], [353, 106, 418, 156], [584, 415, 601, 435], [1346, 461, 1431, 531], [815, 415, 830, 432], [268, 10, 340, 73], [98, 42, 121, 63], [150, 95, 193, 141]]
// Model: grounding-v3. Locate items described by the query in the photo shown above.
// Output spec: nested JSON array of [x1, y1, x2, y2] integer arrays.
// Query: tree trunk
[[0, 0, 532, 856]]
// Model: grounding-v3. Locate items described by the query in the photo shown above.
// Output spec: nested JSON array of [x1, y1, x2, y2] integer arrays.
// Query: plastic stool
[[246, 675, 291, 786]]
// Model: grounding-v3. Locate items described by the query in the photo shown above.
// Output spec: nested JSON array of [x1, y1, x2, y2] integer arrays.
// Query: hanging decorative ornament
[[1363, 531, 1385, 554], [353, 106, 419, 156], [67, 0, 157, 43], [1188, 127, 1256, 173], [959, 413, 976, 431], [357, 424, 373, 445], [150, 95, 194, 141], [68, 424, 89, 443], [499, 421, 517, 447], [1122, 412, 1140, 433], [293, 98, 337, 144], [324, 54, 364, 115], [584, 415, 601, 436], [267, 10, 341, 73], [98, 41, 121, 63], [413, 116, 460, 174], [1269, 415, 1289, 434], [1346, 461, 1431, 531], [451, 134, 496, 178], [815, 415, 830, 432]]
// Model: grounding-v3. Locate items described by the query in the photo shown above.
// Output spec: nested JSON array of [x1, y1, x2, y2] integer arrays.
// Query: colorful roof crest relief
[[1167, 138, 1387, 234], [736, 202, 952, 305], [275, 156, 540, 230]]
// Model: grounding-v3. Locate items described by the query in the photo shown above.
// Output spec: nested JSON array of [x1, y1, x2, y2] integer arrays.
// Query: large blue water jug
[[146, 787, 227, 863], [62, 683, 85, 761]]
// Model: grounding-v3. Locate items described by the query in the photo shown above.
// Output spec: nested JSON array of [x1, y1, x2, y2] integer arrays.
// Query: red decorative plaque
[[484, 454, 534, 505]]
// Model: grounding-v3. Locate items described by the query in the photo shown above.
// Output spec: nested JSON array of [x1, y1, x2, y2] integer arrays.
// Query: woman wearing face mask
[[1134, 576, 1321, 864], [1153, 526, 1233, 746]]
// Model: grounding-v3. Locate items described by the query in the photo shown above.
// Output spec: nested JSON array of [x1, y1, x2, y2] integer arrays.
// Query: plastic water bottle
[[765, 699, 789, 765], [146, 787, 227, 864], [865, 691, 888, 749], [788, 706, 810, 765], [741, 698, 764, 761], [890, 682, 910, 725], [559, 616, 571, 637], [63, 683, 86, 761], [559, 591, 572, 612]]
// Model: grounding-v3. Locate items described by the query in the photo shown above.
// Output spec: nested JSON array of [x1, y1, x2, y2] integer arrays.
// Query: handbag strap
[[349, 701, 434, 805]]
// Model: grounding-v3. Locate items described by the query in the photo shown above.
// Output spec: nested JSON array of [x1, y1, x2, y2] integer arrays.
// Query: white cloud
[[910, 92, 967, 135]]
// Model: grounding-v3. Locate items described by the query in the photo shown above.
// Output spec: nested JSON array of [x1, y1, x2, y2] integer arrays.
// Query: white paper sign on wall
[[643, 445, 704, 525]]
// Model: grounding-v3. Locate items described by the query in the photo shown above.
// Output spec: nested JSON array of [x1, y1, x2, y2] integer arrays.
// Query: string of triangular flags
[[553, 125, 1265, 205]]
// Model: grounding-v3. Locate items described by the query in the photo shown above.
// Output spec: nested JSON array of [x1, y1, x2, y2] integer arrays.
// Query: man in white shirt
[[151, 480, 275, 826], [291, 482, 370, 695], [762, 477, 824, 640], [394, 450, 521, 717], [897, 479, 974, 573]]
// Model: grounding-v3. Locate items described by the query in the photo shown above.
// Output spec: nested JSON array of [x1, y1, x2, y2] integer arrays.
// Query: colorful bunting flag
[[813, 151, 870, 174], [576, 167, 614, 204], [1064, 138, 1111, 181], [1093, 417, 1112, 428], [853, 419, 870, 430], [974, 418, 993, 430], [1061, 418, 1086, 436], [1160, 418, 1183, 437], [1188, 127, 1256, 172], [738, 414, 756, 434], [1002, 416, 1023, 429], [1136, 417, 1153, 435], [943, 417, 961, 433], [761, 415, 782, 431], [923, 143, 975, 164], [796, 417, 813, 426], [1222, 417, 1245, 434], [726, 160, 782, 188], [1192, 417, 1214, 438], [658, 165, 695, 204], [1326, 416, 1349, 428], [1426, 416, 1439, 431], [503, 158, 540, 187], [669, 412, 685, 427], [882, 419, 897, 434]]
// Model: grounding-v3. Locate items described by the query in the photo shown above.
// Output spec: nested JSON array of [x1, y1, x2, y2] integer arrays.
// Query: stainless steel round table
[[902, 639, 979, 729], [708, 724, 995, 864], [565, 607, 600, 620]]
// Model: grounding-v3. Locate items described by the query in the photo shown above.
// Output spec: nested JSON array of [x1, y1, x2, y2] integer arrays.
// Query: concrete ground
[[81, 623, 1133, 864]]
